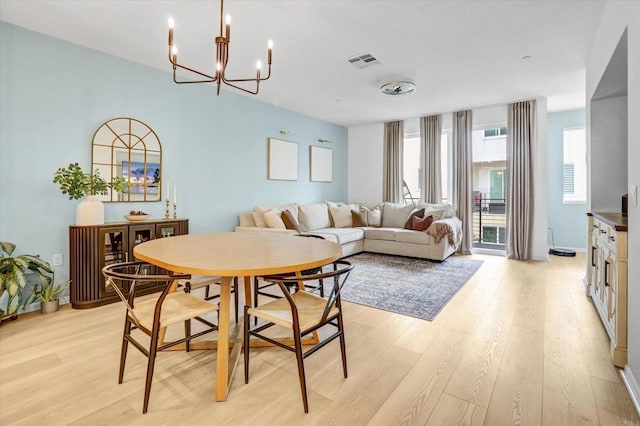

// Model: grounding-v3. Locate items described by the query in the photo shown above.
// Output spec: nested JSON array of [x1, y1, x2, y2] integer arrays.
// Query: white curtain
[[506, 100, 536, 260], [383, 120, 404, 203], [452, 110, 473, 254], [419, 114, 442, 203]]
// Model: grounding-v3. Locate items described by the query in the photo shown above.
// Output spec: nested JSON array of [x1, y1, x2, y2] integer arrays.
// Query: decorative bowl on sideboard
[[124, 214, 150, 222]]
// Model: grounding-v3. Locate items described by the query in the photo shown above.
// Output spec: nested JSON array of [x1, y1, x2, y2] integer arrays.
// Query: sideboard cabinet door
[[70, 218, 189, 309]]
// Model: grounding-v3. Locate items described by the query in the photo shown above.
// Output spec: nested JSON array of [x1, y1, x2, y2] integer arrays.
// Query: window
[[403, 132, 450, 204], [483, 127, 507, 138], [403, 135, 420, 203], [562, 127, 586, 203]]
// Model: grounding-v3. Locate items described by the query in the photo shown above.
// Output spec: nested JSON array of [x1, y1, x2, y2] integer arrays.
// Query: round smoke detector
[[380, 81, 416, 96]]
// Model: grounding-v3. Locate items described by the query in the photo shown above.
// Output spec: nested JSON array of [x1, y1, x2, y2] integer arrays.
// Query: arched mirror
[[92, 117, 162, 202]]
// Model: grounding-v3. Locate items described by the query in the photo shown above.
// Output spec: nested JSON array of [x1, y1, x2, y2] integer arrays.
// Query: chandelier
[[167, 0, 273, 95]]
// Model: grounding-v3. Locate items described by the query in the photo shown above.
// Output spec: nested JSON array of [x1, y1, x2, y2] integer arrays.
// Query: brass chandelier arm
[[172, 64, 217, 83], [222, 64, 272, 83], [221, 80, 260, 95]]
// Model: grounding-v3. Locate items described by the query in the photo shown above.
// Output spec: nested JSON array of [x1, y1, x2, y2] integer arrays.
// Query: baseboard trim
[[621, 365, 640, 417]]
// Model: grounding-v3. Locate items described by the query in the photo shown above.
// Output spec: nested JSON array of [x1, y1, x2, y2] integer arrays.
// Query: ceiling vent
[[380, 81, 416, 96], [347, 52, 381, 69]]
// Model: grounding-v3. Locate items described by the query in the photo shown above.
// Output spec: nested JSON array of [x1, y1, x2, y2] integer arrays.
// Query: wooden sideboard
[[69, 218, 189, 309], [586, 212, 627, 367]]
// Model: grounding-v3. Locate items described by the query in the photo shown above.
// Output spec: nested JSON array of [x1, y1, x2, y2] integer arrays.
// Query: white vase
[[76, 195, 105, 225]]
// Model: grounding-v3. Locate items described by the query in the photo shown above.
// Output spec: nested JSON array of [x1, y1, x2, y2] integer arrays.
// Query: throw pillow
[[404, 208, 425, 229], [298, 202, 331, 231], [411, 214, 434, 231], [416, 203, 454, 218], [360, 205, 382, 227], [423, 207, 447, 221], [263, 208, 286, 229], [281, 210, 301, 232], [252, 205, 269, 228], [276, 202, 299, 219], [329, 205, 353, 228], [351, 209, 368, 227], [382, 202, 416, 228]]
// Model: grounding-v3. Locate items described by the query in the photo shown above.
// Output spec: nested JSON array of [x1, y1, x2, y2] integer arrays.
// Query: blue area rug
[[340, 253, 483, 321]]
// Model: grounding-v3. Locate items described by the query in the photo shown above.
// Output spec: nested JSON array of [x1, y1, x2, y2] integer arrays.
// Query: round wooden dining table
[[133, 231, 342, 401]]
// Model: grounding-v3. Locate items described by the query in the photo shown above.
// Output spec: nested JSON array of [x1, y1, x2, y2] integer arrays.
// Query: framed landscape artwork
[[268, 138, 298, 181], [122, 161, 160, 194]]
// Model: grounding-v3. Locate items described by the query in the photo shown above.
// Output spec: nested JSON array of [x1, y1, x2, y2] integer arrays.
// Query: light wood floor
[[1, 253, 639, 425]]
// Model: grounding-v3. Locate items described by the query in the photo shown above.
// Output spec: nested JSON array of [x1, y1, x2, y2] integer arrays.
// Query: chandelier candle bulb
[[225, 14, 230, 41], [171, 46, 177, 64], [268, 39, 273, 63], [168, 17, 174, 46]]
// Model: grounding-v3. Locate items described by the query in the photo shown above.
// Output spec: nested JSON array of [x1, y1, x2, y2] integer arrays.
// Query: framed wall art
[[268, 138, 298, 181], [310, 146, 332, 182]]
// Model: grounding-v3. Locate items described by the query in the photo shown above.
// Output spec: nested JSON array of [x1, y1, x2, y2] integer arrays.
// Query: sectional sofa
[[235, 201, 463, 261]]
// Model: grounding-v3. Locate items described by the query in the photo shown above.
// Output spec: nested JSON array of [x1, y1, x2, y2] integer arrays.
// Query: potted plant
[[53, 162, 126, 225], [36, 273, 70, 314], [0, 242, 54, 320]]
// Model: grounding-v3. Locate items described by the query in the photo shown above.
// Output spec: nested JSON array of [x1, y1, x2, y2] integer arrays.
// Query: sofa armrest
[[234, 226, 298, 235]]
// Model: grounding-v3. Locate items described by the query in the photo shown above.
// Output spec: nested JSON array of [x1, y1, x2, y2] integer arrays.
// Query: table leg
[[215, 276, 232, 401]]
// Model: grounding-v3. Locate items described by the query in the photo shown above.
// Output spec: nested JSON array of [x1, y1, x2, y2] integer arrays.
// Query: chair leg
[[253, 277, 259, 325], [233, 277, 239, 323], [118, 316, 132, 384], [293, 329, 309, 413], [338, 311, 348, 378], [204, 284, 211, 300], [244, 305, 250, 384], [184, 319, 191, 352], [143, 326, 161, 414]]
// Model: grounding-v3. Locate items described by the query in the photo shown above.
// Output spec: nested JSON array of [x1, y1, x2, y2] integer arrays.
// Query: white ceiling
[[0, 0, 605, 127]]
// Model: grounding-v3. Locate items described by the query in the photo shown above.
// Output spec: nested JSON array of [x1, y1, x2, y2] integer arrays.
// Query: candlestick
[[166, 179, 170, 202], [165, 198, 170, 219], [173, 202, 177, 219]]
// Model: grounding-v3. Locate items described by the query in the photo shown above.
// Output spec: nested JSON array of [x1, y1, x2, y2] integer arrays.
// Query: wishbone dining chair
[[102, 261, 219, 414]]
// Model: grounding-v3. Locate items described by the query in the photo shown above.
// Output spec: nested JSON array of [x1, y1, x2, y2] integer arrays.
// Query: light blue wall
[[547, 109, 587, 250], [0, 23, 347, 308]]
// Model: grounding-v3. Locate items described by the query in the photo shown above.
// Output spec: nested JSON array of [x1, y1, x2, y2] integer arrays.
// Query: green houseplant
[[0, 242, 54, 319], [53, 162, 126, 200], [53, 163, 126, 225], [36, 272, 70, 314]]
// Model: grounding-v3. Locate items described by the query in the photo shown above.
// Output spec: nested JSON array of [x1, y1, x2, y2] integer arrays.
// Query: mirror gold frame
[[91, 117, 162, 202]]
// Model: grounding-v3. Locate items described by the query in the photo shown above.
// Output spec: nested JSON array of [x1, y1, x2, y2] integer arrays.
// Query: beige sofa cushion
[[263, 208, 286, 229], [423, 207, 447, 221], [416, 203, 454, 218], [364, 228, 397, 241], [239, 212, 256, 227], [252, 205, 269, 227], [358, 205, 382, 227], [394, 229, 432, 245], [330, 206, 352, 227], [382, 202, 415, 228], [310, 228, 364, 244], [298, 202, 331, 231]]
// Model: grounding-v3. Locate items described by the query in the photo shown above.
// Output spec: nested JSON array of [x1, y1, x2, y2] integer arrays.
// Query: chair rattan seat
[[133, 292, 218, 330], [248, 291, 338, 331]]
